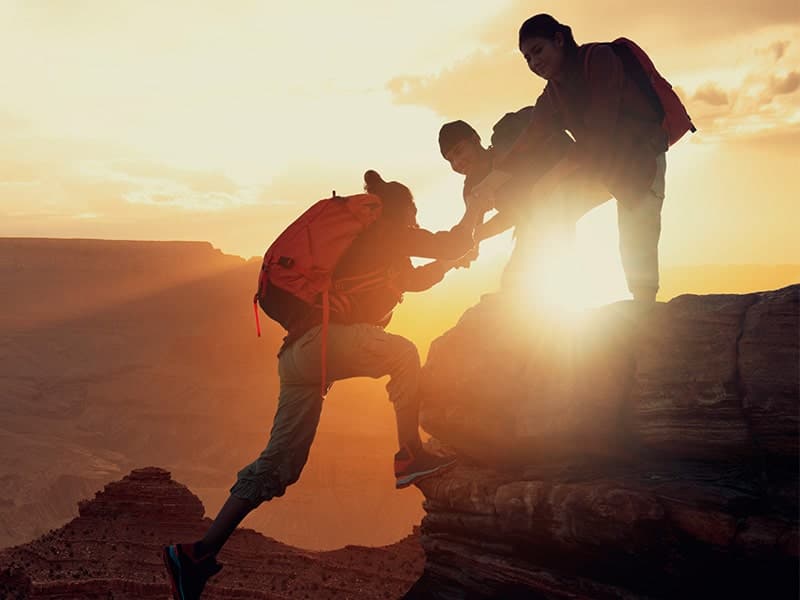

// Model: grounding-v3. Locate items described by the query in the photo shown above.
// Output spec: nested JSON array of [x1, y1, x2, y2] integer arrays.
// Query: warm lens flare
[[513, 203, 633, 318], [519, 248, 584, 316]]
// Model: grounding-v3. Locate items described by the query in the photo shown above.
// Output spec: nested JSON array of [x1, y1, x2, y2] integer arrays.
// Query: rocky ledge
[[410, 285, 799, 599]]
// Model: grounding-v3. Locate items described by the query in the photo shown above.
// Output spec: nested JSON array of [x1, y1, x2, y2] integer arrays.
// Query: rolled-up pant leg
[[230, 327, 325, 507]]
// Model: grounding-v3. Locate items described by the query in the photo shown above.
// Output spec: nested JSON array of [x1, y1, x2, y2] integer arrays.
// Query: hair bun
[[364, 169, 385, 191]]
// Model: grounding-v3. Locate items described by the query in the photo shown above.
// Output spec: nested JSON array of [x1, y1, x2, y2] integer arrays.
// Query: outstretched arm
[[476, 211, 515, 242], [398, 195, 490, 259], [397, 260, 455, 293]]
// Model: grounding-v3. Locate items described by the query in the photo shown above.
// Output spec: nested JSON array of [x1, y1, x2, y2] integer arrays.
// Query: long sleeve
[[396, 260, 449, 293], [393, 221, 475, 260], [510, 88, 563, 161]]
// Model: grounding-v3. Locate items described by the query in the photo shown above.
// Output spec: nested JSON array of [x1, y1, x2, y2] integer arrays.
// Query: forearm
[[476, 212, 515, 242], [399, 260, 451, 292], [402, 212, 477, 260]]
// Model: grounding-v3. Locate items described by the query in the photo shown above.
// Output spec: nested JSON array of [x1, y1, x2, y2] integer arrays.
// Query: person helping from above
[[475, 13, 695, 302], [163, 169, 487, 600]]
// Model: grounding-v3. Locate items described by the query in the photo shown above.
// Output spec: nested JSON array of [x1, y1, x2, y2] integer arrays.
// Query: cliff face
[[411, 285, 799, 599], [0, 467, 424, 599]]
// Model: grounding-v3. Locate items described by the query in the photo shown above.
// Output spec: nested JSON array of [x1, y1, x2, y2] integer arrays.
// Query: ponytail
[[363, 170, 417, 224]]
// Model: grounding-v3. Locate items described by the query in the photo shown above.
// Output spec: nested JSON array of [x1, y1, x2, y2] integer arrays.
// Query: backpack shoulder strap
[[582, 42, 598, 76], [608, 39, 666, 121]]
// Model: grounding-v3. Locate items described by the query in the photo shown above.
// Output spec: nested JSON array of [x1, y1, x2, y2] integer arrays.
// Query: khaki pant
[[230, 323, 420, 507], [503, 153, 666, 295]]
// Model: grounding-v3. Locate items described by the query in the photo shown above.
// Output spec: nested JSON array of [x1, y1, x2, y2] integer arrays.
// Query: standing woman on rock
[[162, 170, 486, 600], [494, 13, 694, 303]]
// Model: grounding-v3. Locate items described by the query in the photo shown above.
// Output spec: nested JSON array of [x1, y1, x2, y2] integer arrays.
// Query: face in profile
[[444, 135, 483, 176], [519, 33, 565, 81]]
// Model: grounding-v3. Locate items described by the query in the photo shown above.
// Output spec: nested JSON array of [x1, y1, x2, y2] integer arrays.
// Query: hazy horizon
[[1, 1, 798, 297], [2, 235, 800, 267]]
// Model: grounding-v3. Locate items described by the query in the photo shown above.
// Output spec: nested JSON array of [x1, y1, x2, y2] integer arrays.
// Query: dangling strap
[[254, 266, 266, 338], [320, 289, 330, 397], [253, 293, 262, 337]]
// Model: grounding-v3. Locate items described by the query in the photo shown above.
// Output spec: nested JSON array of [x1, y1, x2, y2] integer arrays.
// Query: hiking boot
[[394, 444, 457, 489], [163, 543, 223, 600]]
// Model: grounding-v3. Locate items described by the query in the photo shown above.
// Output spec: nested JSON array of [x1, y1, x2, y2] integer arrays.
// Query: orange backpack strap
[[253, 293, 262, 337]]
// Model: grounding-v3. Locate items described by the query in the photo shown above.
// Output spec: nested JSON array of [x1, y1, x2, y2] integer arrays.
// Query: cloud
[[389, 49, 543, 130], [108, 161, 242, 196], [764, 40, 792, 61], [693, 84, 730, 106], [768, 70, 800, 96], [686, 32, 800, 141], [0, 119, 265, 249]]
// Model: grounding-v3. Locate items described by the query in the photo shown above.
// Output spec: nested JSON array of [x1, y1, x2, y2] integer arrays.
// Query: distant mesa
[[0, 467, 424, 599], [77, 467, 205, 522]]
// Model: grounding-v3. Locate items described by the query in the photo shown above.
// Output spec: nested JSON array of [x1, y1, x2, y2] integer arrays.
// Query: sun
[[513, 202, 632, 317]]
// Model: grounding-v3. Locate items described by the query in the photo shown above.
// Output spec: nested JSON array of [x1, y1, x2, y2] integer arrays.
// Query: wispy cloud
[[76, 160, 259, 212], [686, 38, 800, 142], [692, 84, 730, 107]]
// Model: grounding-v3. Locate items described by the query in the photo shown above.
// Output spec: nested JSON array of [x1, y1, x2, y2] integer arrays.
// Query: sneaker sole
[[396, 459, 456, 489], [162, 545, 185, 600]]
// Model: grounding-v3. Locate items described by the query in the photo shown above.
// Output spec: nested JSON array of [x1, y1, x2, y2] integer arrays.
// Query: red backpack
[[585, 37, 696, 147], [253, 192, 384, 394]]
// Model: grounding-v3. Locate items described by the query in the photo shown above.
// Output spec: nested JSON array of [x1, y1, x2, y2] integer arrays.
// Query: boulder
[[413, 285, 799, 599]]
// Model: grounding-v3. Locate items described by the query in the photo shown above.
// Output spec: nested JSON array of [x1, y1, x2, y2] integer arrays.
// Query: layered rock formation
[[0, 467, 424, 599], [411, 285, 799, 599]]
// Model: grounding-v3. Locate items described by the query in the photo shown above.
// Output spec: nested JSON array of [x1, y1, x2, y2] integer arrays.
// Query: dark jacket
[[278, 217, 474, 352], [462, 129, 573, 219], [524, 43, 667, 206]]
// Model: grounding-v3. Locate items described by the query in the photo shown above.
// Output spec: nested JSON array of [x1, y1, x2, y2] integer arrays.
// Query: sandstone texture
[[411, 285, 799, 599], [0, 467, 424, 599]]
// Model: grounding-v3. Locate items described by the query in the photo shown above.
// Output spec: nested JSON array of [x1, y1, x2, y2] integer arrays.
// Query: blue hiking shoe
[[394, 444, 457, 489], [163, 543, 222, 600]]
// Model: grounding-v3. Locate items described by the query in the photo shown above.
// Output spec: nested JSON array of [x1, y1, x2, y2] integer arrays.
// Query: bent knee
[[391, 335, 420, 370]]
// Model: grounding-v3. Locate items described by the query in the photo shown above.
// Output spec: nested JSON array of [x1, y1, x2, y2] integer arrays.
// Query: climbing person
[[162, 169, 487, 599]]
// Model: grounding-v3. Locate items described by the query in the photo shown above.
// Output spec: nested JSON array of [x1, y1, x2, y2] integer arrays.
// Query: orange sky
[[1, 1, 798, 309]]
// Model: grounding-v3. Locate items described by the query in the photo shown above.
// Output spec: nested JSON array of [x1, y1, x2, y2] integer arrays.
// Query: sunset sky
[[2, 1, 798, 310]]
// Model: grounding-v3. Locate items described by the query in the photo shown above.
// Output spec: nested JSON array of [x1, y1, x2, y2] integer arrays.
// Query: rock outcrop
[[0, 467, 424, 599], [411, 285, 799, 599]]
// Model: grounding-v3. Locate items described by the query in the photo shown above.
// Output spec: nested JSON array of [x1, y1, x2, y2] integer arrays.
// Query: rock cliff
[[0, 467, 424, 599], [410, 285, 799, 599]]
